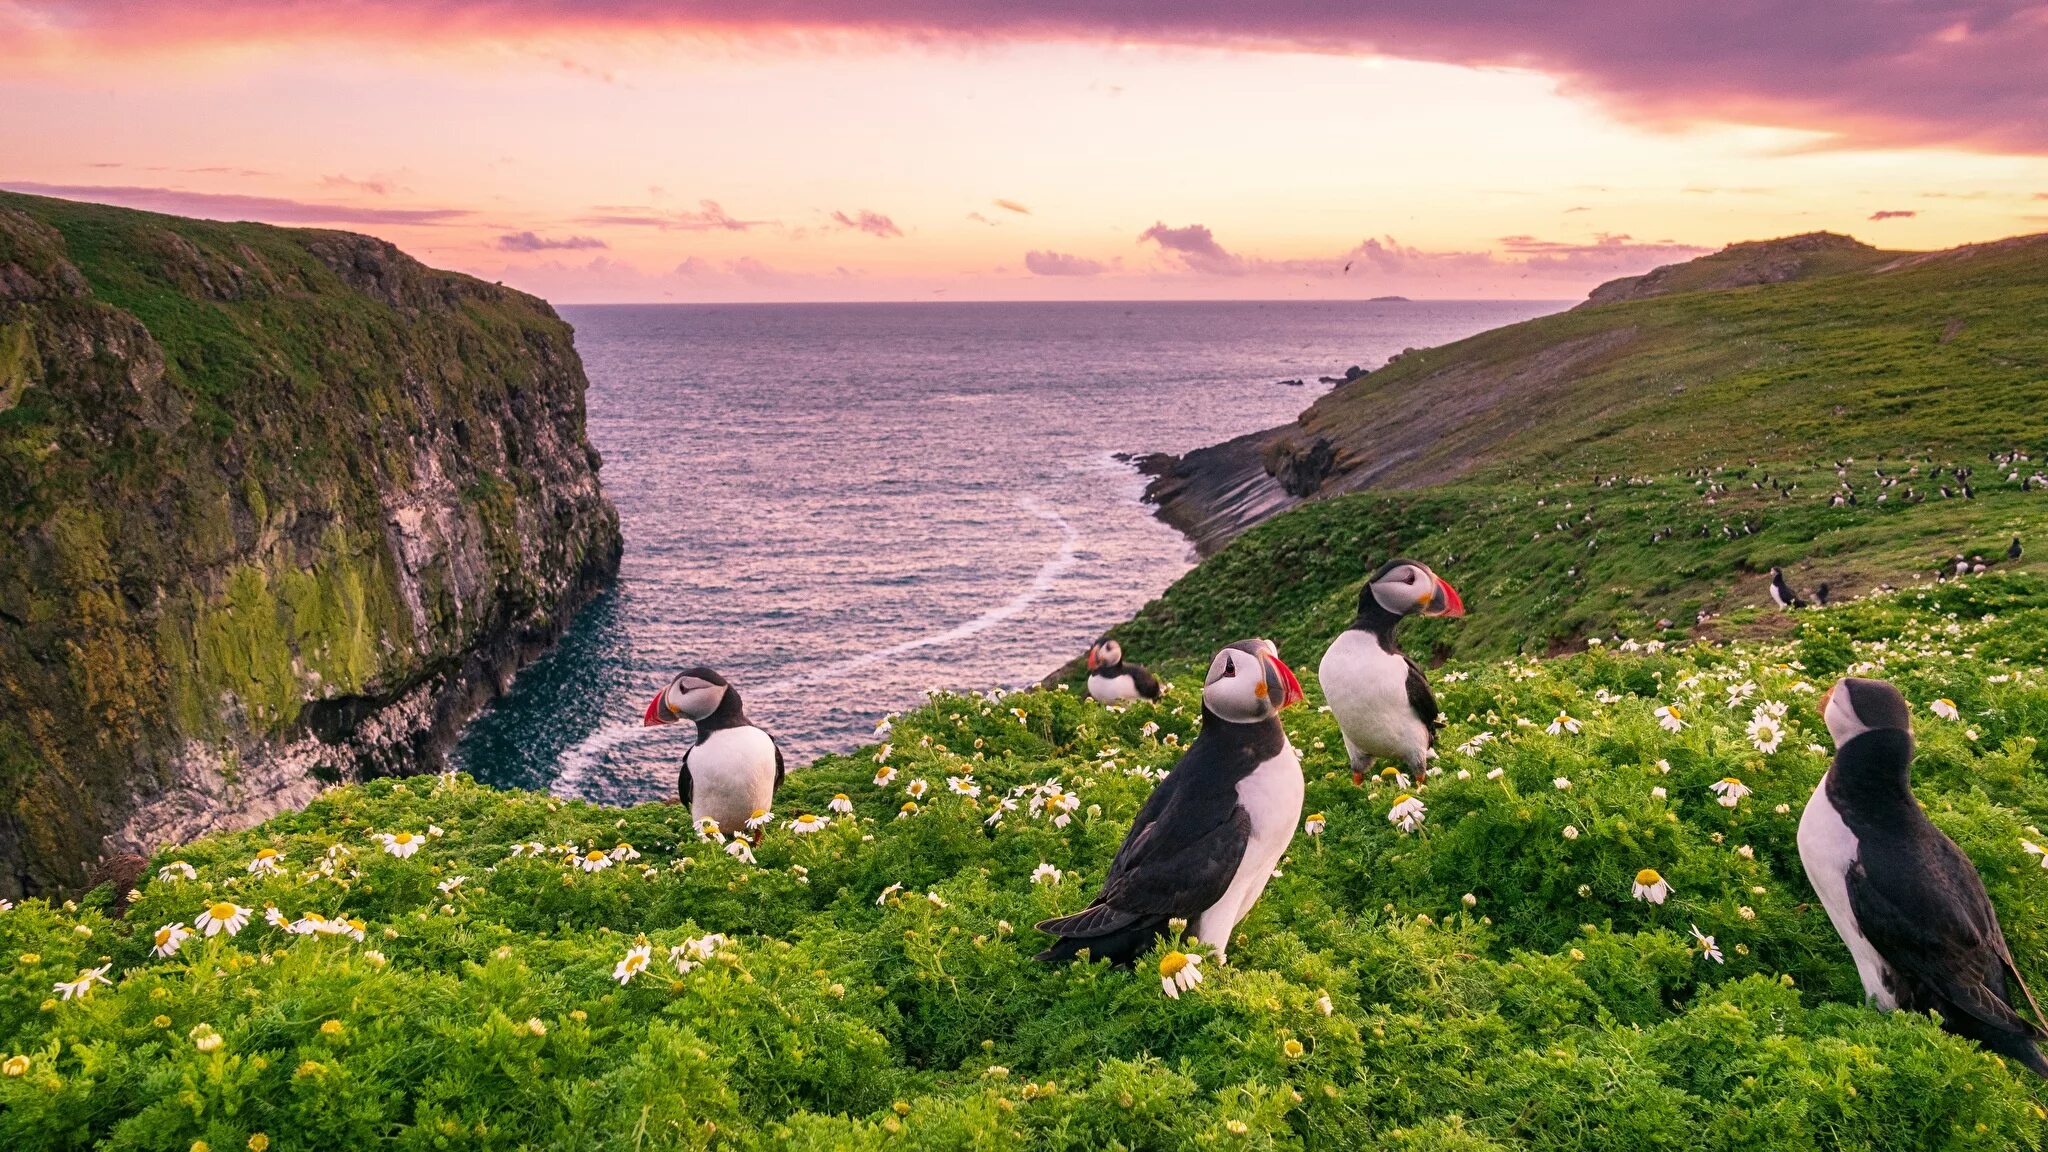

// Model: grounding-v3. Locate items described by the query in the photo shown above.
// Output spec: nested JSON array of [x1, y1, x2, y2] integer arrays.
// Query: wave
[[548, 498, 1080, 800]]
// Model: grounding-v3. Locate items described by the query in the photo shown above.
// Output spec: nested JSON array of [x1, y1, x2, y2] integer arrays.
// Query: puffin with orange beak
[[1037, 638, 1304, 967], [642, 667, 785, 839], [1085, 639, 1163, 704], [1319, 558, 1464, 786]]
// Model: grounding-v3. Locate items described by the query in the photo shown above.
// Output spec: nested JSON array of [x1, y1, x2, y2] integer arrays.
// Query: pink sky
[[4, 1, 2045, 302]]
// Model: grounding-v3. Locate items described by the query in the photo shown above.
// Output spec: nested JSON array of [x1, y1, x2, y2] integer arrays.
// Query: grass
[[9, 576, 2048, 1148]]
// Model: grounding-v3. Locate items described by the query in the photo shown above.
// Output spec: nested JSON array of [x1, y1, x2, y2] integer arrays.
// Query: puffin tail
[[1033, 904, 1169, 968]]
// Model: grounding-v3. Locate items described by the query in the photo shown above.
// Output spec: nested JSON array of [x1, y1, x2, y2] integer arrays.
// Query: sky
[[3, 2, 2046, 302]]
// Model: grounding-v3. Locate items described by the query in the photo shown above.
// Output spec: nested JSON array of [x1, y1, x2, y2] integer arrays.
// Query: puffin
[[1036, 639, 1305, 966], [2010, 536, 2024, 563], [1085, 639, 1163, 704], [1319, 558, 1465, 786], [1797, 676, 2048, 1077], [642, 667, 785, 838], [1769, 566, 1806, 610]]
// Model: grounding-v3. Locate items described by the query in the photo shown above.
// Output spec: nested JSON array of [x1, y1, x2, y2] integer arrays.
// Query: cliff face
[[0, 192, 622, 897]]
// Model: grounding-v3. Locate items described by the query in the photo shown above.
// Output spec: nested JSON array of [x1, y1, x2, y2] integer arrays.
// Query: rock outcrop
[[0, 192, 622, 897]]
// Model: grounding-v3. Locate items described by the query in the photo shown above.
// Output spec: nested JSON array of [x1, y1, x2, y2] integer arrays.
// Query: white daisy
[[695, 819, 724, 843], [54, 964, 113, 1001], [1547, 712, 1582, 736], [608, 843, 640, 862], [1689, 924, 1724, 964], [195, 901, 251, 937], [1562, 825, 1580, 840], [828, 794, 855, 815], [1387, 794, 1426, 833], [926, 892, 949, 909], [1654, 705, 1686, 732], [246, 849, 284, 876], [724, 839, 756, 864], [1931, 698, 1960, 721], [1031, 863, 1063, 885], [1651, 786, 1668, 800], [905, 779, 929, 800], [376, 832, 423, 858], [984, 797, 1018, 826], [873, 765, 898, 788], [1745, 715, 1784, 754], [157, 861, 198, 882], [897, 801, 919, 820], [1303, 813, 1326, 837], [1553, 777, 1573, 791], [150, 922, 193, 958], [573, 850, 613, 873], [1631, 868, 1671, 904], [744, 809, 775, 831], [613, 944, 652, 985], [1709, 777, 1751, 808], [1486, 767, 1505, 780], [787, 813, 828, 835], [436, 876, 466, 894], [2024, 841, 2048, 869], [1159, 951, 1203, 999], [947, 776, 981, 798], [876, 882, 904, 906]]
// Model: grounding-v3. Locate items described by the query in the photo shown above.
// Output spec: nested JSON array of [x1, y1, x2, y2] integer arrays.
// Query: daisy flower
[[873, 743, 892, 764], [905, 779, 929, 800], [1745, 715, 1784, 754], [574, 850, 612, 872], [1651, 786, 1668, 800], [1709, 777, 1751, 808], [1486, 767, 1505, 779], [2024, 841, 2048, 870], [264, 906, 289, 930], [196, 901, 251, 937], [1631, 868, 1672, 904], [787, 813, 828, 835], [1931, 698, 1960, 720], [744, 809, 774, 831], [873, 765, 898, 788], [1562, 825, 1580, 840], [436, 876, 466, 894], [828, 794, 855, 815], [613, 944, 652, 986], [1377, 766, 1411, 789], [1547, 712, 1582, 736], [1031, 863, 1063, 885], [1387, 794, 1426, 833], [1303, 813, 1326, 837], [245, 849, 284, 876], [1654, 705, 1686, 732], [926, 892, 949, 909], [151, 922, 193, 958], [695, 819, 724, 843], [1553, 777, 1573, 791], [54, 964, 113, 1001], [876, 882, 904, 906], [376, 832, 423, 858], [1159, 951, 1204, 999], [1140, 721, 1160, 739], [1689, 924, 1724, 964], [1010, 707, 1030, 726], [947, 776, 981, 798], [288, 912, 332, 936], [897, 801, 919, 820], [984, 797, 1018, 826], [724, 839, 756, 864], [1315, 992, 1334, 1016], [608, 843, 640, 862], [157, 861, 197, 882]]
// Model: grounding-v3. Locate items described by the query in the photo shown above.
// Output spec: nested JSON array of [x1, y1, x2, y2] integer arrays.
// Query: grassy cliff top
[[7, 576, 2048, 1148]]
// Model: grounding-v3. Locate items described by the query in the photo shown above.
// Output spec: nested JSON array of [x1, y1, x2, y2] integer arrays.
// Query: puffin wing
[[1846, 844, 2041, 1039], [678, 745, 695, 807], [1404, 656, 1443, 741], [1129, 664, 1164, 700], [771, 734, 786, 789], [1037, 805, 1252, 938]]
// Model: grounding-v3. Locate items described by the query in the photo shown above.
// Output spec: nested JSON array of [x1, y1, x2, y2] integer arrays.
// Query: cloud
[[1139, 222, 1246, 275], [7, 3, 2048, 154], [966, 211, 998, 226], [322, 173, 398, 196], [576, 200, 764, 231], [1024, 250, 1105, 276], [830, 209, 903, 238], [496, 230, 608, 251], [994, 199, 1031, 215], [0, 181, 470, 224], [1868, 209, 1918, 220]]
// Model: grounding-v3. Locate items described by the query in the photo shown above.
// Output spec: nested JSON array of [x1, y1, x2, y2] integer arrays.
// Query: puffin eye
[[1219, 658, 1237, 678]]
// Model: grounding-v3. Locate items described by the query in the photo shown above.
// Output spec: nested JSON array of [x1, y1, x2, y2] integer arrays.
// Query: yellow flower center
[[1720, 778, 1741, 787], [701, 821, 720, 834], [901, 802, 917, 811], [585, 851, 606, 862], [155, 928, 174, 946], [1635, 869, 1664, 886], [1158, 951, 1189, 977], [1306, 813, 1324, 822], [393, 833, 414, 845], [256, 850, 277, 860], [1392, 794, 1414, 807], [751, 809, 769, 819], [834, 794, 849, 802], [209, 902, 239, 920]]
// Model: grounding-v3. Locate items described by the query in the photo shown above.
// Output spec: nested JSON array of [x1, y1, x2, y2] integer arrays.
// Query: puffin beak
[[1421, 574, 1465, 618], [642, 692, 672, 727], [1086, 649, 1100, 671], [1269, 655, 1304, 708]]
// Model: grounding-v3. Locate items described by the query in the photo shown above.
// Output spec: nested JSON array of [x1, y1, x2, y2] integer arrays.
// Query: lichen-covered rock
[[0, 191, 621, 897]]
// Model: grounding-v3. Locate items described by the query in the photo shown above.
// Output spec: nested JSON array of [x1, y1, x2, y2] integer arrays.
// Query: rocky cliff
[[0, 192, 622, 897]]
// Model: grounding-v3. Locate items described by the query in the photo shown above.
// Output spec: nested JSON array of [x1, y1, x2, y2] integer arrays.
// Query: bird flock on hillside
[[646, 551, 2048, 1077]]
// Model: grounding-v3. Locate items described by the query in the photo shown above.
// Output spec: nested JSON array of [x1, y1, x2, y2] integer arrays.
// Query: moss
[[0, 317, 33, 413]]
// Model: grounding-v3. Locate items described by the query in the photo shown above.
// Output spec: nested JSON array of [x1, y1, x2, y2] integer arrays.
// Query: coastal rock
[[0, 192, 622, 897], [1261, 435, 1337, 497]]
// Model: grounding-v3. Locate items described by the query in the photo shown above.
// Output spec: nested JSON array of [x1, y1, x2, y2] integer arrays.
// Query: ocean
[[452, 299, 1563, 803]]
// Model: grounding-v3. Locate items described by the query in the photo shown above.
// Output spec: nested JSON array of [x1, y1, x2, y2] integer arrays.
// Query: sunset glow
[[5, 2, 2045, 301]]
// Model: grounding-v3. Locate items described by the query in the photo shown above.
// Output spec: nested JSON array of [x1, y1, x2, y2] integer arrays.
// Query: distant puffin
[[1319, 558, 1465, 786], [643, 667, 785, 837], [1815, 582, 1832, 607], [1037, 639, 1305, 966], [1085, 639, 1163, 704], [1798, 677, 2048, 1077], [2011, 536, 2024, 562], [1769, 566, 1807, 610]]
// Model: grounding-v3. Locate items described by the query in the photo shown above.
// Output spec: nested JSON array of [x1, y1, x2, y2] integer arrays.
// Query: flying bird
[[1085, 639, 1162, 704], [1036, 639, 1304, 967], [643, 667, 785, 838], [1320, 558, 1465, 785], [1799, 677, 2048, 1078]]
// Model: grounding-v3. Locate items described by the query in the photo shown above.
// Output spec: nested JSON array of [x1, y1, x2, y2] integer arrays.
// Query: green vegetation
[[0, 191, 619, 896], [8, 577, 2048, 1148]]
